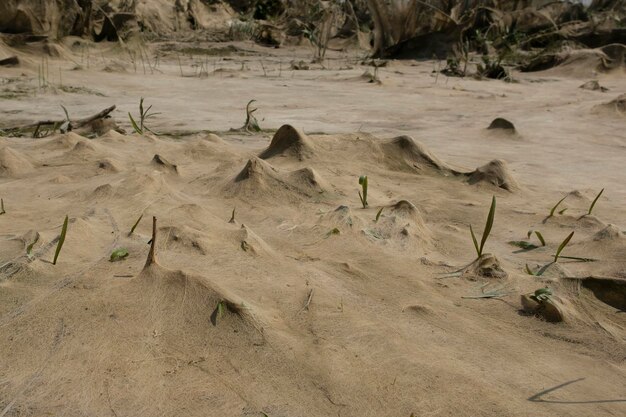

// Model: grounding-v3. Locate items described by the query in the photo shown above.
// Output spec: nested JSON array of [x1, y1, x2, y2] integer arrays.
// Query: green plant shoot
[[358, 175, 368, 208], [53, 215, 69, 265], [470, 196, 496, 258]]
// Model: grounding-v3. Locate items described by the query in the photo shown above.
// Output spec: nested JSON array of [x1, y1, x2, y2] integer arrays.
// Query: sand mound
[[467, 159, 518, 191], [487, 117, 516, 132], [225, 157, 329, 201], [161, 225, 210, 255], [151, 154, 179, 174], [578, 276, 626, 311], [318, 205, 363, 232], [259, 124, 315, 160], [365, 200, 432, 246], [133, 264, 260, 333], [234, 224, 276, 257], [96, 158, 122, 173], [592, 93, 626, 116], [0, 146, 34, 177], [286, 167, 329, 194], [380, 135, 458, 175], [579, 80, 608, 92], [593, 224, 623, 241], [464, 254, 507, 279], [42, 132, 84, 150]]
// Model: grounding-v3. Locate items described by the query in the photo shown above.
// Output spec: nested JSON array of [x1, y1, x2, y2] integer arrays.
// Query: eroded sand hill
[[1, 41, 625, 417]]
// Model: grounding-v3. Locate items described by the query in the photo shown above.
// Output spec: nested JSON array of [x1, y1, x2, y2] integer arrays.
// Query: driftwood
[[1, 105, 117, 138]]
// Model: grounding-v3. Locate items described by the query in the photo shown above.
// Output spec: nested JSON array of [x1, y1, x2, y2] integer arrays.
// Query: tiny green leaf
[[129, 112, 142, 134], [53, 215, 69, 265], [375, 207, 384, 222], [549, 195, 567, 217], [554, 231, 574, 262], [534, 231, 546, 246], [479, 196, 496, 255], [26, 233, 40, 256], [525, 264, 534, 275], [587, 188, 604, 215], [470, 224, 479, 257], [110, 247, 129, 262]]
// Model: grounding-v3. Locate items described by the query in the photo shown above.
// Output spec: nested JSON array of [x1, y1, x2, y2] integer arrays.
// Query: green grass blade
[[129, 213, 143, 235], [587, 188, 604, 215], [128, 112, 142, 134], [26, 233, 40, 256], [554, 231, 574, 262], [375, 207, 384, 222], [470, 224, 480, 257], [557, 255, 598, 262], [53, 215, 69, 265], [558, 208, 567, 215], [60, 104, 70, 121], [0, 198, 5, 215], [479, 196, 496, 255], [549, 195, 567, 217], [525, 264, 534, 276], [534, 231, 546, 246]]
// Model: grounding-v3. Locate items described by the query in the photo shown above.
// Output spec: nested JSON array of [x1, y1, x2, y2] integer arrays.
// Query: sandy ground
[[1, 39, 625, 417]]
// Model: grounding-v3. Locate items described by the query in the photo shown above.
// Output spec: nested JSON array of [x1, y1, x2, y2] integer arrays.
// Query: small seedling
[[558, 208, 567, 215], [128, 97, 158, 134], [534, 231, 546, 246], [0, 198, 5, 215], [229, 207, 236, 223], [530, 287, 552, 303], [110, 248, 129, 262], [587, 188, 604, 215], [358, 175, 368, 208], [26, 233, 40, 256], [129, 213, 143, 236], [375, 207, 384, 222], [554, 231, 574, 263], [548, 195, 567, 218], [60, 105, 71, 133], [470, 196, 496, 259], [525, 264, 535, 276], [53, 215, 69, 265], [242, 99, 261, 132], [211, 300, 226, 325]]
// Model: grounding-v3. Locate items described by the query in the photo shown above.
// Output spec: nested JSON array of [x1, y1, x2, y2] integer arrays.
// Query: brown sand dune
[[1, 42, 626, 417]]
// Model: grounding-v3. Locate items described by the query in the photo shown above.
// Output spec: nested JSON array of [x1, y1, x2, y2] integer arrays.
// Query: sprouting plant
[[229, 207, 236, 223], [587, 188, 604, 215], [375, 207, 384, 222], [60, 105, 71, 133], [211, 300, 226, 326], [548, 195, 567, 218], [525, 264, 534, 276], [129, 213, 143, 236], [0, 198, 5, 215], [110, 248, 129, 262], [470, 196, 496, 259], [128, 97, 158, 134], [526, 230, 546, 246], [242, 99, 261, 133], [554, 231, 574, 263], [358, 175, 368, 208], [26, 232, 40, 256], [534, 231, 546, 246], [53, 215, 69, 265], [530, 287, 552, 303]]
